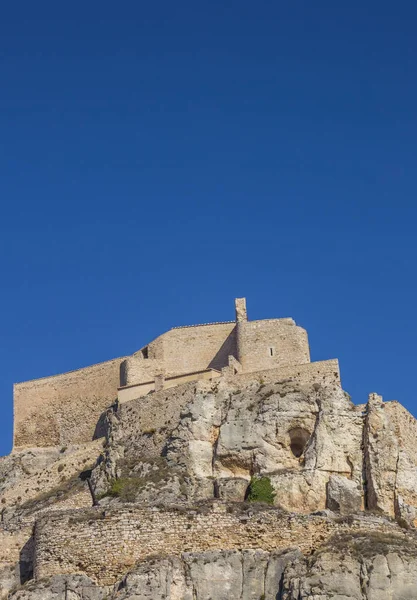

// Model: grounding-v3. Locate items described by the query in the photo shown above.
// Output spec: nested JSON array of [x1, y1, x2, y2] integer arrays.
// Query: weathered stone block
[[216, 477, 248, 501], [326, 475, 361, 514]]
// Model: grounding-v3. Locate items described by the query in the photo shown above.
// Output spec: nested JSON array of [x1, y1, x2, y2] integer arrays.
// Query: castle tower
[[235, 297, 310, 372]]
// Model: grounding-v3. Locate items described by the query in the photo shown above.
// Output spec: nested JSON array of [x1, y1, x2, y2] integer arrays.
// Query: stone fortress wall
[[236, 318, 310, 372], [121, 298, 311, 389], [13, 358, 125, 449], [33, 503, 409, 586], [12, 298, 336, 450], [120, 322, 237, 386]]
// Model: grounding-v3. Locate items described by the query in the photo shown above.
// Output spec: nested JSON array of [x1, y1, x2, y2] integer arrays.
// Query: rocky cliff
[[2, 374, 417, 599]]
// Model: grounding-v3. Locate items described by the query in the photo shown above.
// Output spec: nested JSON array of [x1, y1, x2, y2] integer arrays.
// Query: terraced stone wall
[[34, 503, 403, 586]]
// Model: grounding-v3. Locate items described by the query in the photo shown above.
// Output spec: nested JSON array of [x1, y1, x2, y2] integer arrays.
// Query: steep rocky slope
[[2, 376, 417, 598], [93, 377, 417, 521]]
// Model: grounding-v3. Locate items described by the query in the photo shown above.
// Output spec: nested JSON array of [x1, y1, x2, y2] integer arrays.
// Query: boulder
[[327, 475, 362, 514]]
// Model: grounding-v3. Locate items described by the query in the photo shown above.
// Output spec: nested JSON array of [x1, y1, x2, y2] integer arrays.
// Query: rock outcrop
[[92, 377, 417, 522], [8, 536, 417, 600], [2, 374, 417, 598]]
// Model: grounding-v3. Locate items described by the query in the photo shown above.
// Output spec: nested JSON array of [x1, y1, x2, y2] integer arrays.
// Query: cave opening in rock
[[288, 427, 311, 458]]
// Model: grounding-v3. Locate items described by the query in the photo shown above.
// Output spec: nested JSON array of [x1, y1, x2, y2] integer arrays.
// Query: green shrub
[[101, 477, 142, 502], [107, 478, 124, 496], [247, 476, 276, 505]]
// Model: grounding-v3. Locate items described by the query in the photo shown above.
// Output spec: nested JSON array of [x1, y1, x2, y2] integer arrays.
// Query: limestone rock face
[[4, 375, 417, 598], [216, 476, 249, 501], [364, 393, 399, 515], [327, 475, 362, 515], [98, 378, 367, 514], [89, 378, 417, 523], [0, 443, 102, 599], [8, 539, 417, 600], [8, 574, 109, 600]]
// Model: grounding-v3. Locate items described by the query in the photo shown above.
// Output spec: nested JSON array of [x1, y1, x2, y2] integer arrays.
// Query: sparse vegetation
[[21, 474, 84, 512], [142, 428, 156, 435], [315, 531, 417, 559], [98, 477, 143, 502]]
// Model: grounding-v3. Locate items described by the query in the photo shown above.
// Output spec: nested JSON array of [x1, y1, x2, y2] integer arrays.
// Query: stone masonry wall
[[14, 358, 126, 448], [123, 317, 312, 388], [237, 319, 310, 373], [118, 369, 221, 403], [34, 504, 409, 586], [123, 323, 236, 386], [228, 358, 341, 388]]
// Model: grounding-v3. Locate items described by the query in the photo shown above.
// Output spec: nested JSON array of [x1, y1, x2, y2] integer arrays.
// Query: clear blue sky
[[1, 1, 417, 456]]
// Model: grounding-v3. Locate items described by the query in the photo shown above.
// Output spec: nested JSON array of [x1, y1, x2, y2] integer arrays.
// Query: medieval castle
[[4, 297, 417, 598], [13, 298, 339, 449]]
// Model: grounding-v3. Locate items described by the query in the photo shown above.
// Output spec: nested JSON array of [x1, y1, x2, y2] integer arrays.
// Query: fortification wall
[[229, 358, 341, 388], [237, 319, 310, 373], [34, 504, 405, 586], [14, 358, 125, 449], [14, 352, 339, 451], [118, 368, 221, 402], [123, 323, 236, 386], [163, 323, 237, 373], [123, 318, 313, 389], [0, 526, 33, 597]]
